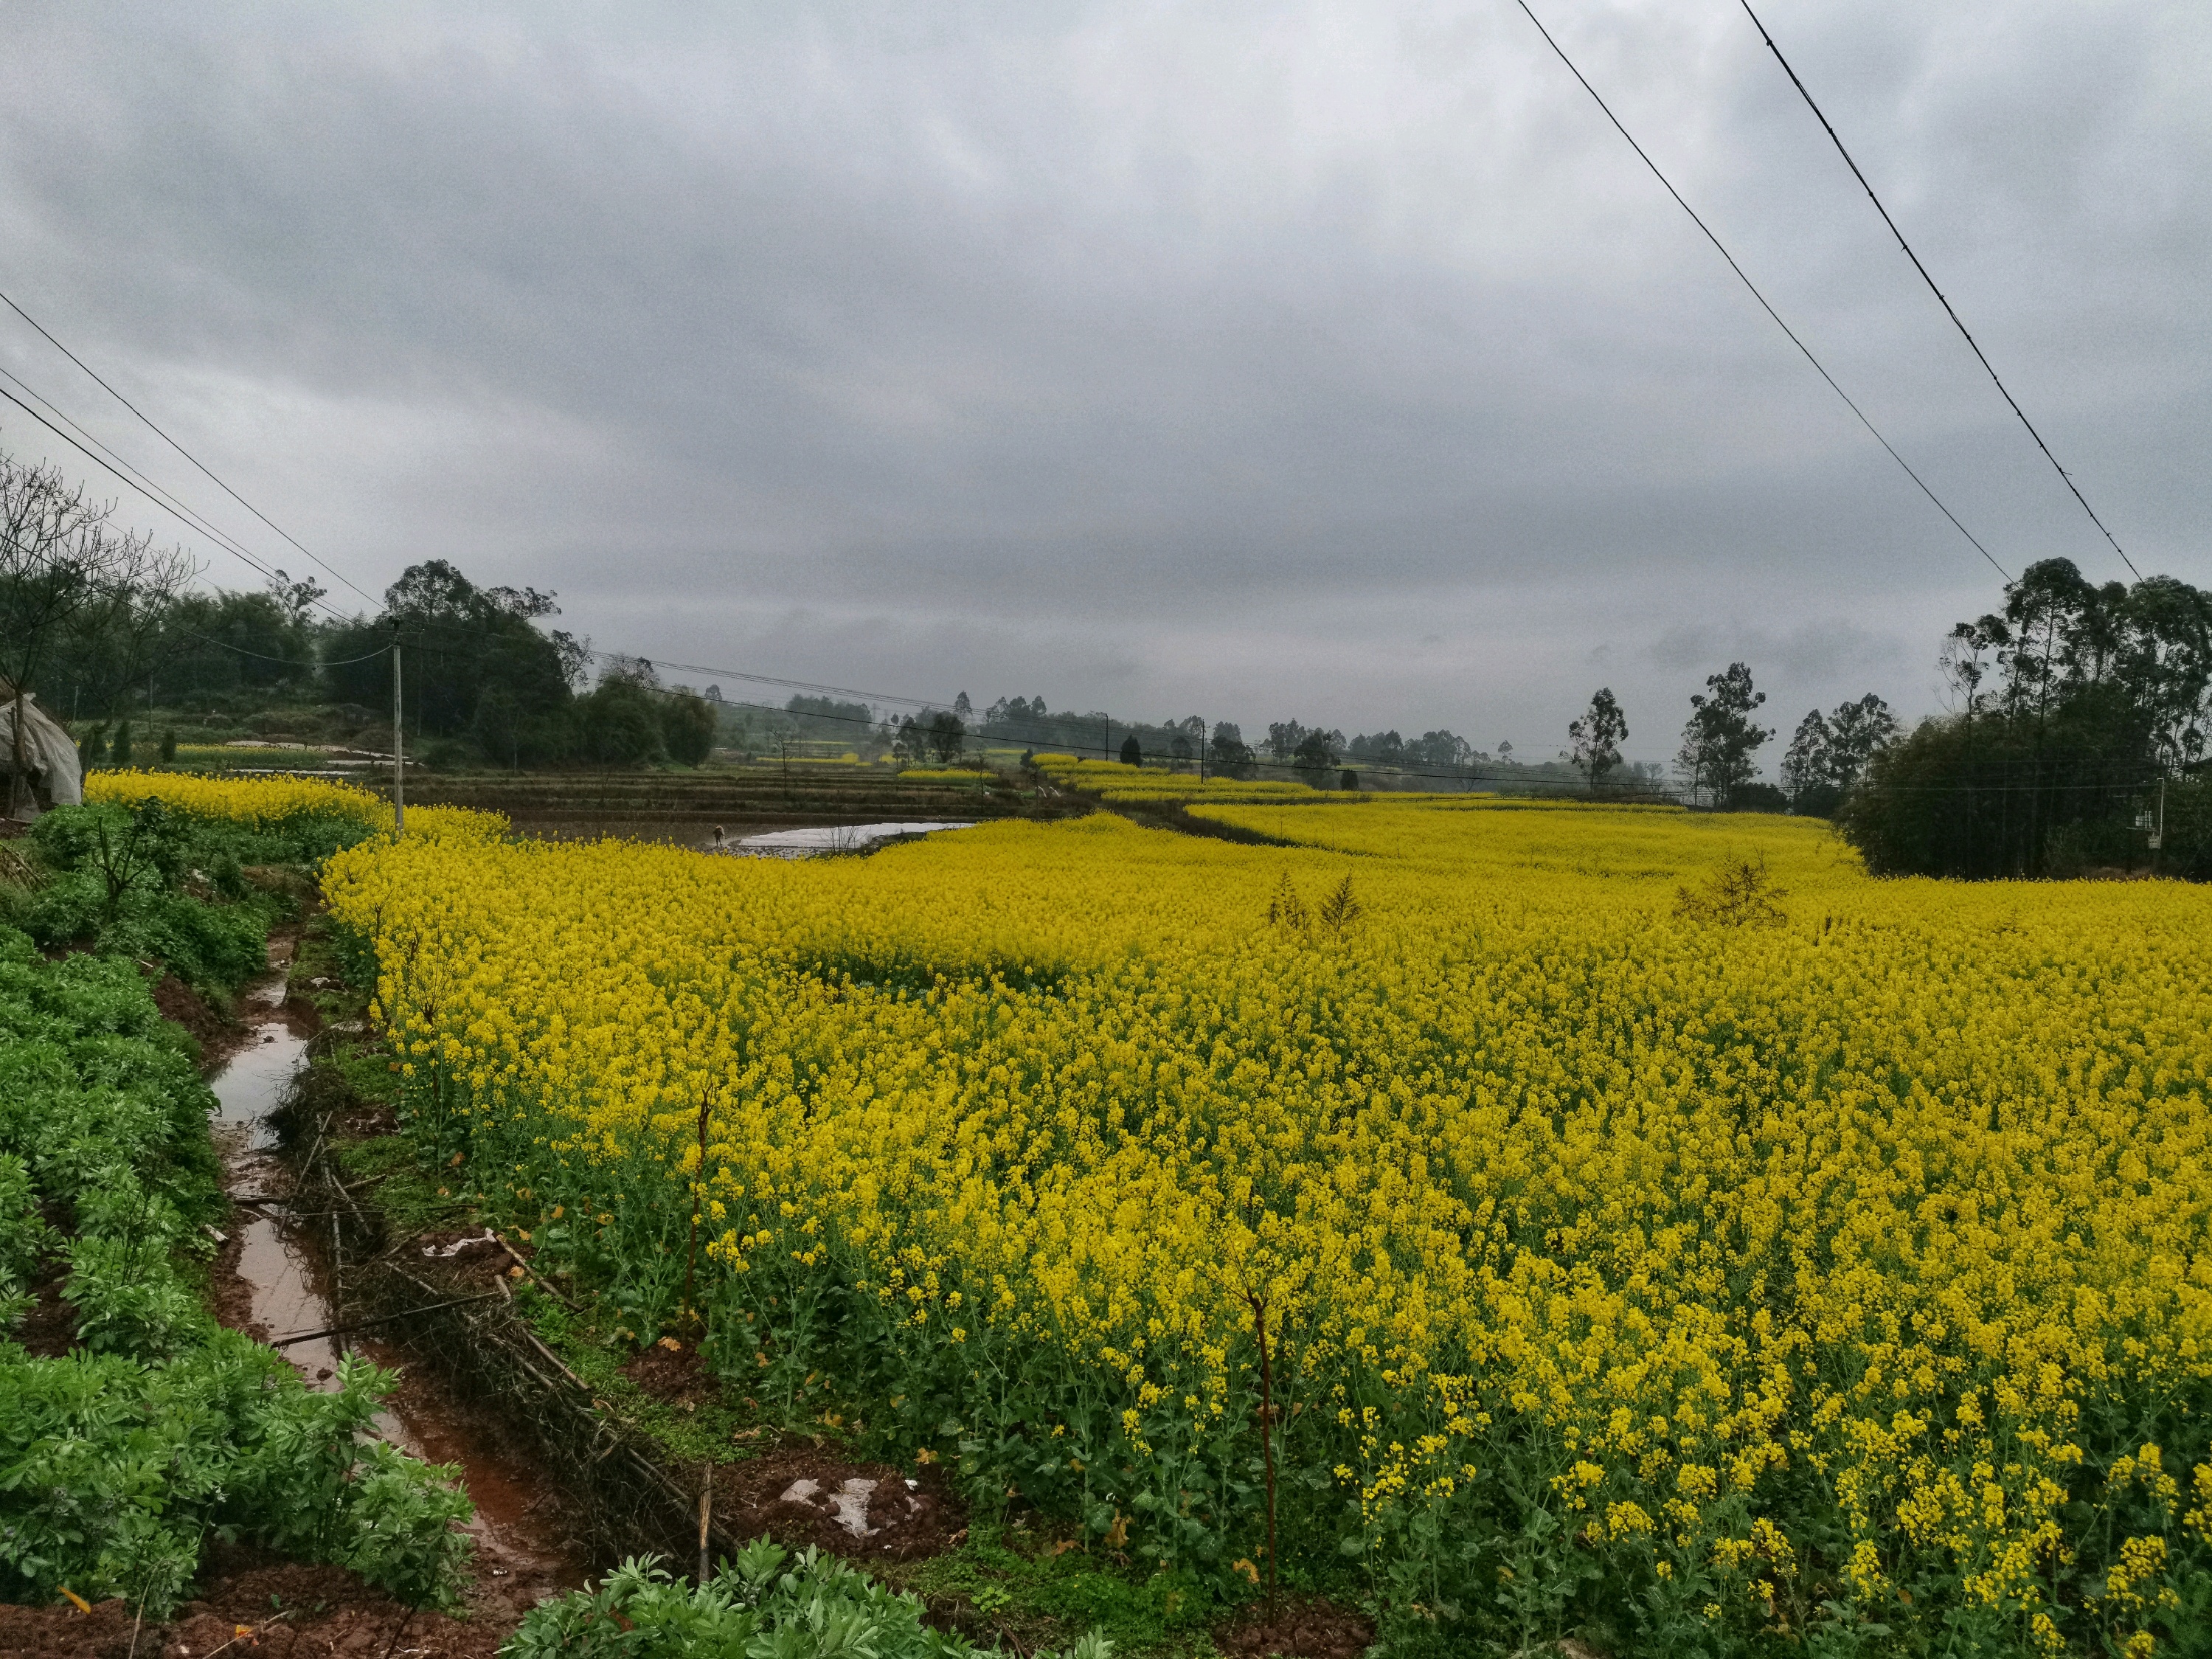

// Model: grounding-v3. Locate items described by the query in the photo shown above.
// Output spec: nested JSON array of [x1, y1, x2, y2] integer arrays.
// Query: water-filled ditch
[[207, 941, 591, 1624]]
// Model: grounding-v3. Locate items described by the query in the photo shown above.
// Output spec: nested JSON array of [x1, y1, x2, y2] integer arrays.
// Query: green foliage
[[6, 870, 271, 993], [0, 1156, 48, 1327], [322, 559, 578, 738], [0, 919, 474, 1615], [504, 1541, 1112, 1659], [0, 1343, 471, 1615], [1837, 709, 2168, 879], [892, 1523, 1203, 1657], [1837, 559, 2212, 878], [11, 800, 371, 991], [30, 799, 193, 918], [577, 676, 668, 766], [663, 691, 718, 768]]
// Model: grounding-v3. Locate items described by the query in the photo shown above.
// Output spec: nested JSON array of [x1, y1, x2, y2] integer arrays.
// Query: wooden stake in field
[[390, 631, 404, 837], [683, 1073, 723, 1330], [1244, 1286, 1280, 1618], [698, 1460, 713, 1586]]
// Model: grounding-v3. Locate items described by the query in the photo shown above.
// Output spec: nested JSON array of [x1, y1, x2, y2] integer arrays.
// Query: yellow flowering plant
[[322, 798, 2212, 1653]]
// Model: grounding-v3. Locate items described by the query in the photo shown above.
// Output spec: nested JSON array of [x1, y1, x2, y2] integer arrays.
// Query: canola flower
[[1034, 753, 1333, 805], [87, 769, 505, 841], [322, 800, 2212, 1652]]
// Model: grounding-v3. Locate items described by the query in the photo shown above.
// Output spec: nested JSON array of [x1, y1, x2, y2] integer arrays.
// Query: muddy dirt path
[[203, 939, 593, 1635]]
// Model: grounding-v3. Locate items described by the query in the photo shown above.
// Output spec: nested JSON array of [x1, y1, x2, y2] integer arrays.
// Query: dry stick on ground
[[698, 1460, 714, 1586], [270, 1289, 507, 1348], [201, 1611, 293, 1659], [496, 1233, 577, 1306], [125, 1582, 150, 1659]]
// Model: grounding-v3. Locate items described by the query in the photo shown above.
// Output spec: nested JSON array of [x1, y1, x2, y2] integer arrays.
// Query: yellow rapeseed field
[[1033, 754, 1330, 804], [86, 769, 505, 841], [323, 797, 2212, 1653]]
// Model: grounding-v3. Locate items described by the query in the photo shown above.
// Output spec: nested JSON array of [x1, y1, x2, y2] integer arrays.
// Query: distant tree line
[[1837, 559, 2212, 879], [13, 516, 722, 771], [20, 447, 2200, 867]]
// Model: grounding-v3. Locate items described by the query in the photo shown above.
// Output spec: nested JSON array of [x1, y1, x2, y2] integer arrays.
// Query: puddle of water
[[211, 993, 333, 1379], [724, 820, 975, 858], [207, 943, 591, 1600]]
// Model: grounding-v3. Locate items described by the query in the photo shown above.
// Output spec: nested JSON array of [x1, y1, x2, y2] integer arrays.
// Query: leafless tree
[[0, 450, 193, 812]]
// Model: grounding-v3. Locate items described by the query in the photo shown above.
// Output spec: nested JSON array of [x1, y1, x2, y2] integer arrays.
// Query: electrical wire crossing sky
[[0, 0, 2202, 755]]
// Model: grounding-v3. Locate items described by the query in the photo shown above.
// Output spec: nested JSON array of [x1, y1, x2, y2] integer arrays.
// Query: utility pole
[[391, 630, 405, 837]]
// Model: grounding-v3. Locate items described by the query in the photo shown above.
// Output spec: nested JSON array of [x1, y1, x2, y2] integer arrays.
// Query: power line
[[1735, 0, 2140, 583], [1509, 0, 2008, 581], [630, 657, 943, 713], [0, 363, 343, 620], [0, 344, 963, 711], [0, 373, 373, 629], [0, 286, 381, 604], [0, 381, 301, 598], [178, 628, 390, 668]]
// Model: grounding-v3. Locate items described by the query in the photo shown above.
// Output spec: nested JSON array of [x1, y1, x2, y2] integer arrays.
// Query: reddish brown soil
[[152, 973, 239, 1060], [711, 1446, 967, 1563], [204, 1217, 258, 1334], [1213, 1594, 1376, 1659], [14, 1257, 75, 1359], [620, 1338, 718, 1408], [0, 1558, 518, 1658]]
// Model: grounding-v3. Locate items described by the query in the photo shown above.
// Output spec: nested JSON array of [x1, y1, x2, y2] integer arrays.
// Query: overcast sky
[[2, 1, 2205, 763]]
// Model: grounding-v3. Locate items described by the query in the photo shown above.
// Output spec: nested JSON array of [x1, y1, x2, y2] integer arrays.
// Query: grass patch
[[513, 1286, 773, 1469], [889, 1520, 1217, 1656], [333, 1134, 467, 1238]]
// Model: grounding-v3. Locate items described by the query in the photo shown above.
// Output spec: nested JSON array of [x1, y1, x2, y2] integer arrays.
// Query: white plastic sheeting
[[0, 687, 83, 811]]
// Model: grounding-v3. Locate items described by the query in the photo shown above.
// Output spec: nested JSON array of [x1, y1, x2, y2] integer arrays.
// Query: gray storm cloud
[[0, 0, 2203, 761]]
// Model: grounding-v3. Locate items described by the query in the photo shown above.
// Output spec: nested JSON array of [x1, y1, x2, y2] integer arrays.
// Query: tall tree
[[1118, 732, 1143, 766], [1210, 721, 1256, 780], [573, 676, 664, 766], [662, 690, 718, 767], [1266, 721, 1309, 764], [1567, 688, 1628, 790], [1292, 729, 1339, 784], [1825, 695, 1899, 792], [322, 559, 580, 738], [926, 710, 965, 763], [1781, 710, 1832, 811], [1676, 662, 1770, 809]]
